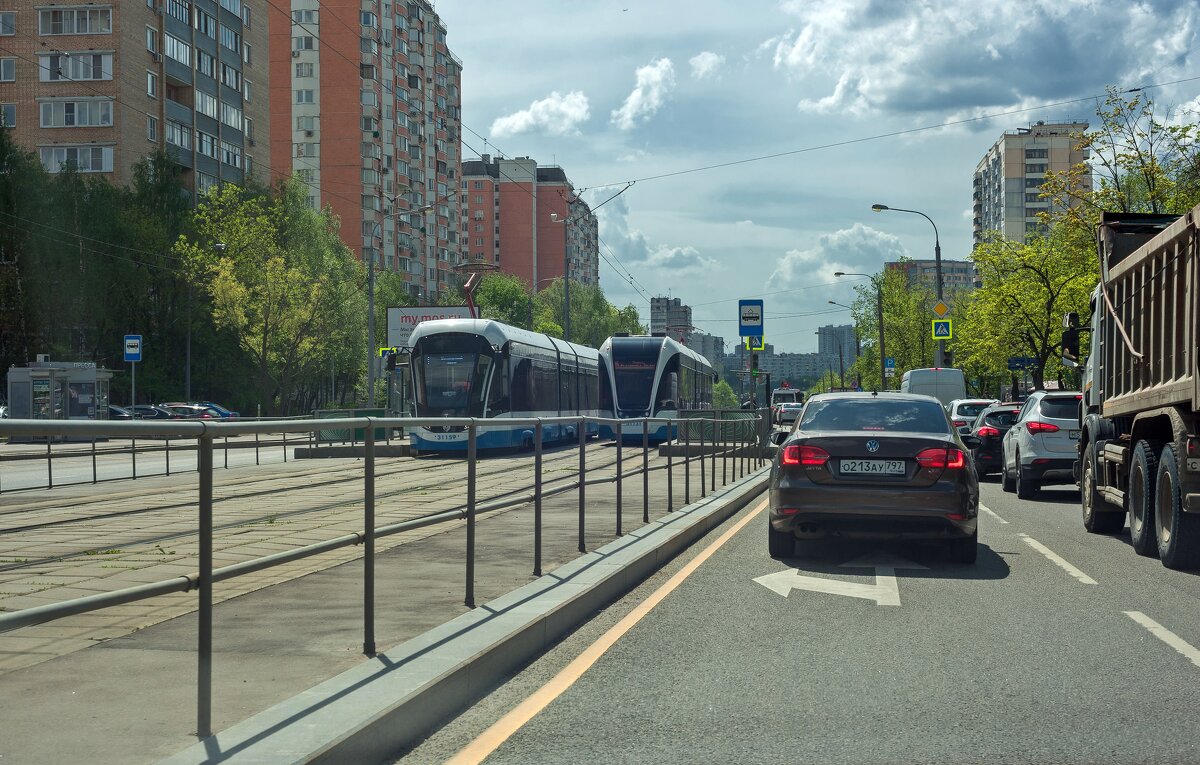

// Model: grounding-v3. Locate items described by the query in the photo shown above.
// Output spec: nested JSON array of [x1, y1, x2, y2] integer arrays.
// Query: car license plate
[[840, 459, 905, 475], [1069, 430, 1080, 440]]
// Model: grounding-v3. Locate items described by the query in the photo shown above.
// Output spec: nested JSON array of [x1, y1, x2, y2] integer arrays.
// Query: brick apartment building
[[0, 0, 268, 192], [268, 0, 462, 299]]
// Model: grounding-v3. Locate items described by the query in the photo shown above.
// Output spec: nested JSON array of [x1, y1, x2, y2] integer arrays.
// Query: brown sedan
[[769, 392, 980, 563]]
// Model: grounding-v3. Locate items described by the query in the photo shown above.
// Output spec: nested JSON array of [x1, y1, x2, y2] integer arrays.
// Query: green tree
[[712, 379, 738, 409]]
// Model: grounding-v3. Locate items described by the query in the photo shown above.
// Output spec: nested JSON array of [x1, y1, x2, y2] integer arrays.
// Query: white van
[[900, 368, 967, 408]]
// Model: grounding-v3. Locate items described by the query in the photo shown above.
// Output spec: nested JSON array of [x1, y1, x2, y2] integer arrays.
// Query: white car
[[776, 402, 804, 425], [1001, 390, 1082, 498], [946, 398, 998, 436]]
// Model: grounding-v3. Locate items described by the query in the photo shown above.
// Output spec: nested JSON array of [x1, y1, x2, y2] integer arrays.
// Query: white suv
[[1001, 390, 1082, 498]]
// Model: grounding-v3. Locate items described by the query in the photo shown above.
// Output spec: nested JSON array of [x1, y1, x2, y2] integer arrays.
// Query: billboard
[[386, 306, 473, 348]]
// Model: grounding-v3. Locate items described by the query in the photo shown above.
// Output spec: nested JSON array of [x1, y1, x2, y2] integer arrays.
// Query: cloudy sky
[[437, 0, 1200, 353]]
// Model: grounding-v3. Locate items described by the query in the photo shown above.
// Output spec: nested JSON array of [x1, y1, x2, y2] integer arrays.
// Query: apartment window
[[241, 5, 251, 28], [39, 7, 112, 35], [219, 24, 240, 52], [361, 89, 377, 106], [360, 64, 377, 80], [146, 70, 158, 97], [167, 120, 192, 149], [195, 50, 215, 78], [218, 0, 241, 15], [244, 155, 252, 176], [242, 42, 252, 65], [294, 142, 316, 157], [147, 115, 158, 142], [195, 129, 217, 158], [361, 116, 377, 131], [1, 103, 14, 127], [1025, 163, 1047, 174], [221, 140, 241, 168], [194, 8, 216, 38], [1025, 193, 1044, 203], [243, 80, 252, 102], [166, 0, 189, 23], [1025, 148, 1048, 159], [292, 36, 314, 51], [39, 99, 114, 127], [473, 195, 481, 204], [244, 117, 253, 139], [164, 34, 191, 66], [296, 168, 315, 183], [295, 62, 313, 77], [296, 115, 316, 130], [360, 11, 377, 27], [1024, 178, 1044, 188], [361, 168, 380, 184], [39, 145, 113, 173], [0, 58, 13, 82], [296, 89, 314, 104], [41, 52, 113, 81], [473, 180, 482, 189], [146, 27, 158, 54], [197, 171, 218, 195], [219, 102, 242, 130], [220, 63, 240, 90], [195, 90, 217, 118], [292, 9, 316, 23], [0, 12, 14, 35], [360, 37, 377, 54], [362, 194, 380, 210]]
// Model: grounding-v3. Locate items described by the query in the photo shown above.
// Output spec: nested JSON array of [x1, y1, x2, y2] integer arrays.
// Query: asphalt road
[[397, 477, 1200, 765]]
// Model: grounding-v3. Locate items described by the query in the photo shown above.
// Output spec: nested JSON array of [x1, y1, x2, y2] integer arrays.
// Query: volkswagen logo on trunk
[[866, 439, 880, 452]]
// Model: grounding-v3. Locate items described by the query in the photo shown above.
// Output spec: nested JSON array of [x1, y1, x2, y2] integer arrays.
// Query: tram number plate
[[840, 459, 905, 475]]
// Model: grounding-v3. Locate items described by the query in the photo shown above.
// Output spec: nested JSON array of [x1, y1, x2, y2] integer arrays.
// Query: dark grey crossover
[[769, 392, 980, 563]]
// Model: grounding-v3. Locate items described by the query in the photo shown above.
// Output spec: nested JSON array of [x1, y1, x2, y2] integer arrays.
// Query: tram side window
[[511, 357, 534, 412], [533, 359, 559, 413], [486, 356, 509, 415]]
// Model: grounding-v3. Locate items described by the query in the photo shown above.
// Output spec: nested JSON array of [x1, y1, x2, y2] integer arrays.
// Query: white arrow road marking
[[753, 553, 927, 606], [979, 504, 1008, 524], [1019, 533, 1097, 584], [1125, 611, 1200, 670]]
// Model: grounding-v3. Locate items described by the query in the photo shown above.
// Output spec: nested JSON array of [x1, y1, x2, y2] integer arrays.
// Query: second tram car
[[599, 334, 716, 441], [408, 319, 604, 451]]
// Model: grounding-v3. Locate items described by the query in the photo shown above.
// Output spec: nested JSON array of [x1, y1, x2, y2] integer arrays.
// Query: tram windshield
[[611, 341, 660, 414], [411, 332, 494, 417]]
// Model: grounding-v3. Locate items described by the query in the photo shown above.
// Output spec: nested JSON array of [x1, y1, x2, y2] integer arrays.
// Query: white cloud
[[611, 58, 676, 130], [592, 192, 716, 273], [490, 90, 590, 138], [768, 224, 908, 289], [689, 51, 724, 79]]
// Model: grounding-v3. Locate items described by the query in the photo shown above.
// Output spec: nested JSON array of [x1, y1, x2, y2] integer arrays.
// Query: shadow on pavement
[[782, 538, 1011, 581]]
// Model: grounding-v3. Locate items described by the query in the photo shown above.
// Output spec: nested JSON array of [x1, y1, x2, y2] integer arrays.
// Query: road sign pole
[[131, 361, 136, 409]]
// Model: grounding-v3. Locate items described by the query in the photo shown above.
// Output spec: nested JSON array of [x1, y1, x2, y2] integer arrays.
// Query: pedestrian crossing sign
[[932, 319, 953, 339], [745, 335, 765, 351]]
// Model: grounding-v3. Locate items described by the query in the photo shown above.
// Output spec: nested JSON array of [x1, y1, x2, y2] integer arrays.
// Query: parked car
[[129, 404, 182, 420], [108, 405, 134, 420], [776, 402, 804, 426], [0, 403, 8, 418], [768, 392, 980, 563], [947, 398, 998, 435], [968, 402, 1021, 477], [1001, 390, 1083, 498], [159, 402, 221, 419], [200, 401, 240, 418]]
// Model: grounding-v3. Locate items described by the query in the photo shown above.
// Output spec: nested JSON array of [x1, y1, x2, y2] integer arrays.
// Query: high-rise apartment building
[[650, 296, 691, 341], [0, 0, 268, 191], [459, 154, 598, 289], [973, 120, 1091, 245], [270, 0, 462, 299], [885, 259, 979, 291], [816, 324, 858, 364], [684, 330, 724, 373]]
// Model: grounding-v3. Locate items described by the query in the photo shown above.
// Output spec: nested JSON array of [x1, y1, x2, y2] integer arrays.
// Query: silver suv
[[1001, 390, 1082, 498]]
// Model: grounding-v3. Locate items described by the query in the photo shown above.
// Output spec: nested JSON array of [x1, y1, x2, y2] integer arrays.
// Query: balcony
[[165, 98, 193, 126]]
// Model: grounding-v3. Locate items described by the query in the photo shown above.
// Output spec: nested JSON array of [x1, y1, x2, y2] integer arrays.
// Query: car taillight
[[953, 420, 967, 428], [1026, 421, 1060, 434], [782, 444, 829, 466], [916, 447, 967, 470], [977, 426, 1000, 437]]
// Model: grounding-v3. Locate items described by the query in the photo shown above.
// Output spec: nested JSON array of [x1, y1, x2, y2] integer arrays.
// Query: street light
[[835, 272, 887, 390], [871, 203, 944, 366], [549, 212, 571, 343]]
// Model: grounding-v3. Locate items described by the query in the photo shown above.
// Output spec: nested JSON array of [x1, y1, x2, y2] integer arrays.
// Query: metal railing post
[[283, 431, 287, 463], [165, 437, 171, 477], [465, 422, 477, 608], [615, 420, 623, 535], [363, 423, 376, 656], [534, 420, 543, 577], [223, 436, 229, 469], [131, 437, 137, 480], [684, 418, 691, 505], [642, 419, 650, 524], [700, 422, 706, 499], [255, 432, 260, 466], [711, 419, 717, 493], [91, 438, 97, 484], [46, 440, 53, 489], [197, 434, 214, 739], [578, 419, 586, 552], [666, 419, 673, 511], [722, 419, 728, 486]]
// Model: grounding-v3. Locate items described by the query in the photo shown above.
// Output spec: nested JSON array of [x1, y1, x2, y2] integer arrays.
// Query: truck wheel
[[1015, 451, 1039, 499], [768, 524, 795, 559], [1155, 444, 1200, 569], [1129, 440, 1160, 557], [1082, 445, 1123, 534]]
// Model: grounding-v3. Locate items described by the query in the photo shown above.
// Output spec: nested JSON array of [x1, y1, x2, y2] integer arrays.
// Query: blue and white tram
[[408, 319, 603, 452], [598, 334, 716, 441]]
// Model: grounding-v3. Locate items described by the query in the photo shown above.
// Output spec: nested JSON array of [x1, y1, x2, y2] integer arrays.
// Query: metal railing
[[0, 412, 769, 739]]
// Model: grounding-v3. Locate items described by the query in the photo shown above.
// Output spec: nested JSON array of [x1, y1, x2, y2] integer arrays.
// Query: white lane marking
[[979, 504, 1008, 524], [1018, 533, 1098, 584], [1125, 611, 1200, 670]]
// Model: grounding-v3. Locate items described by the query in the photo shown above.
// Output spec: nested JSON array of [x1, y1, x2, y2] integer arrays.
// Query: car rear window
[[799, 398, 949, 434], [984, 409, 1020, 427], [1039, 396, 1080, 420], [955, 403, 990, 418]]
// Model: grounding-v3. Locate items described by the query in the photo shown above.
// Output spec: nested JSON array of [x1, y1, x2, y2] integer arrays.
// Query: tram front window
[[612, 344, 659, 415], [415, 353, 489, 417]]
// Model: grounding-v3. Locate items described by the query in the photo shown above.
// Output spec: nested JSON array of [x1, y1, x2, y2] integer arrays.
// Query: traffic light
[[385, 352, 397, 371], [750, 351, 759, 377]]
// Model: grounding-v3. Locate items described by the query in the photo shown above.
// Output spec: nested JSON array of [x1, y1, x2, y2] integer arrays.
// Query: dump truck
[[1062, 203, 1200, 569]]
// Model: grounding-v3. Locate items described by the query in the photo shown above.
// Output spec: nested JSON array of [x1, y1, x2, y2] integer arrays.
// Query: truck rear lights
[[946, 512, 968, 521], [1188, 437, 1200, 458], [916, 447, 966, 470], [977, 426, 1000, 437], [782, 444, 830, 466], [1026, 421, 1060, 434]]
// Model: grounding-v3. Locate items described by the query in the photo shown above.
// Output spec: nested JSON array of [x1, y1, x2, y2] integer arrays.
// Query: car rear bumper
[[972, 447, 1003, 472], [769, 481, 976, 540], [1020, 456, 1075, 483]]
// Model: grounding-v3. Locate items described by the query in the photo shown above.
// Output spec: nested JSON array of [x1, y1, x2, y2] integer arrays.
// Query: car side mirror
[[1061, 327, 1080, 369], [961, 435, 981, 450]]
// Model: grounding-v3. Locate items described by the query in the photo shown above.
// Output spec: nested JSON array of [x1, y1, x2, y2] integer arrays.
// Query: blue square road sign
[[931, 320, 953, 340], [123, 334, 142, 363], [738, 299, 764, 337]]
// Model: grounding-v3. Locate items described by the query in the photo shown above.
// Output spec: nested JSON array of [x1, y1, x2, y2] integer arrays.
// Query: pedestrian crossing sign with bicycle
[[931, 319, 953, 339]]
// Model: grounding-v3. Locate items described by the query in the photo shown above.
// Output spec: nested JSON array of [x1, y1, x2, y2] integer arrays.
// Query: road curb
[[158, 468, 769, 765]]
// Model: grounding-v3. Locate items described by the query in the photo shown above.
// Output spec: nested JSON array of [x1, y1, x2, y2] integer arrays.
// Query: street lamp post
[[549, 213, 571, 343], [835, 272, 887, 390], [872, 203, 944, 366]]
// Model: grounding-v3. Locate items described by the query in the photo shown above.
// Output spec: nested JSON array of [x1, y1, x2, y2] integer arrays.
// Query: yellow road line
[[444, 496, 770, 765]]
